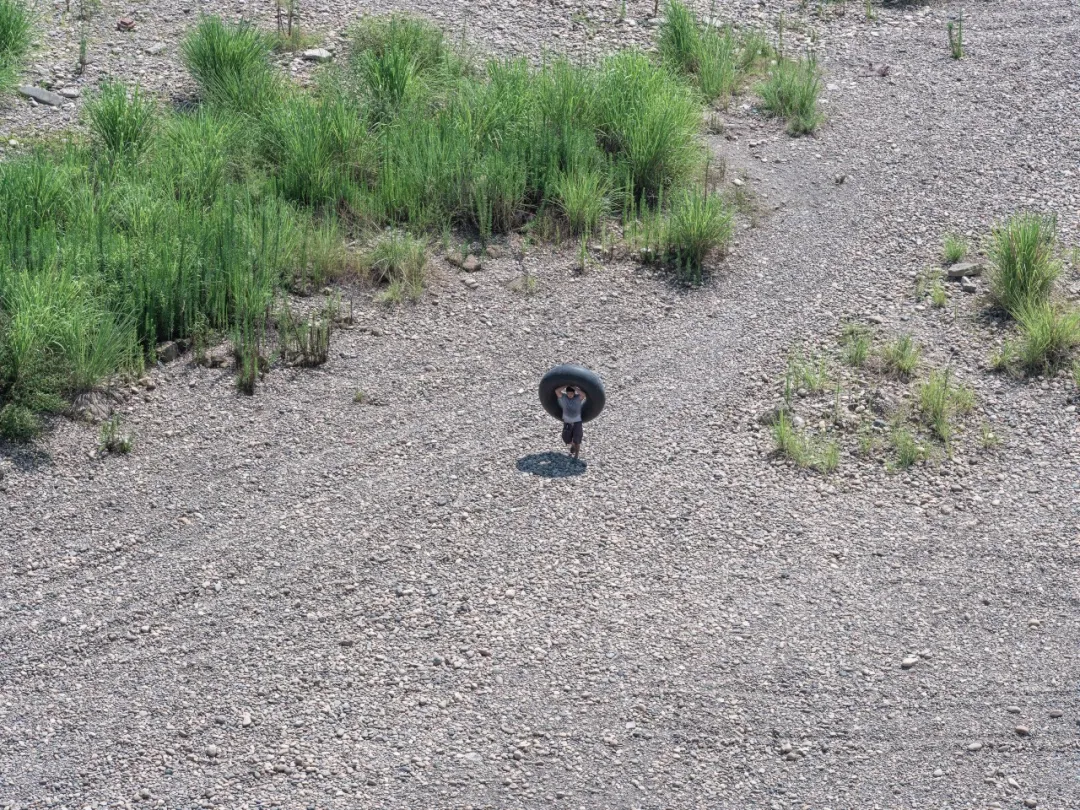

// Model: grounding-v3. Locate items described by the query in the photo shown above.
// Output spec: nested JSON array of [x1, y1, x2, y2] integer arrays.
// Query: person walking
[[555, 384, 586, 459]]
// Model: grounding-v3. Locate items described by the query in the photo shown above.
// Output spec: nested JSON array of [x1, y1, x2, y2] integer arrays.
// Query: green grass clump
[[665, 190, 733, 284], [917, 368, 974, 444], [758, 55, 824, 136], [942, 232, 967, 264], [882, 334, 920, 378], [989, 213, 1061, 317], [99, 415, 133, 453], [553, 168, 609, 237], [0, 0, 32, 92], [930, 277, 948, 308], [772, 412, 838, 473], [183, 17, 280, 114], [85, 82, 157, 159], [889, 427, 924, 470], [1013, 302, 1080, 375], [841, 322, 871, 367], [659, 0, 772, 105], [784, 350, 829, 396], [364, 230, 428, 303]]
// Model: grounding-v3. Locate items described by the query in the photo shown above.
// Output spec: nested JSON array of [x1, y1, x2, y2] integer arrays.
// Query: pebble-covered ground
[[2, 1, 1079, 809]]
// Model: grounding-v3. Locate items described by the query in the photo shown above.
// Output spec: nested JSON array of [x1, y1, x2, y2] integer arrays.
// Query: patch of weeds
[[772, 412, 838, 473], [889, 426, 925, 470], [917, 367, 974, 445], [85, 82, 156, 159], [785, 349, 829, 395], [989, 212, 1061, 316], [99, 415, 133, 454], [930, 277, 948, 308], [1073, 359, 1080, 390], [855, 427, 878, 458], [757, 54, 824, 136], [1013, 301, 1080, 375], [978, 422, 1001, 450], [0, 0, 32, 92], [947, 11, 963, 60], [353, 389, 366, 403], [881, 334, 920, 379], [942, 232, 968, 264], [841, 322, 871, 368], [278, 299, 332, 367]]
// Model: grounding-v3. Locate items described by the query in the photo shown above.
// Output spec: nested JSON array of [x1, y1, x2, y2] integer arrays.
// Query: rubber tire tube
[[538, 364, 606, 423]]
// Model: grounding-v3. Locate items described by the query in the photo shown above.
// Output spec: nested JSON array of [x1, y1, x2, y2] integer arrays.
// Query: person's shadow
[[516, 451, 587, 478]]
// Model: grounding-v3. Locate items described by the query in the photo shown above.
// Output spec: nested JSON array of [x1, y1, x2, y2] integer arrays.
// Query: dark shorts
[[561, 420, 583, 445]]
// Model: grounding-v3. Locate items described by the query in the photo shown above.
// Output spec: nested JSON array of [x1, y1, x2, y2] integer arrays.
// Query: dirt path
[[2, 1, 1079, 808]]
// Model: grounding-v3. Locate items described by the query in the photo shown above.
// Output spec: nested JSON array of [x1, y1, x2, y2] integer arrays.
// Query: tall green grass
[[0, 0, 31, 92], [1, 13, 722, 440], [659, 0, 773, 105], [183, 16, 280, 114], [989, 213, 1061, 316]]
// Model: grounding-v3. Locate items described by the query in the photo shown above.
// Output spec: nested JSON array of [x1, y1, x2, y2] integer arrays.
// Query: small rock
[[1023, 800, 1037, 808], [946, 261, 984, 278], [1049, 710, 1063, 718], [966, 742, 983, 752], [302, 48, 333, 62], [241, 712, 252, 727], [117, 17, 135, 31], [462, 254, 482, 272], [139, 788, 151, 799], [485, 244, 504, 259], [960, 276, 977, 293], [731, 177, 744, 187], [57, 87, 81, 99], [1006, 705, 1021, 714], [205, 744, 219, 758], [1014, 725, 1029, 736], [445, 252, 463, 268], [834, 173, 846, 185], [461, 277, 478, 290], [932, 768, 944, 778], [17, 86, 64, 106], [867, 314, 884, 324], [339, 638, 354, 647], [156, 340, 180, 363], [145, 42, 166, 55], [901, 655, 919, 669]]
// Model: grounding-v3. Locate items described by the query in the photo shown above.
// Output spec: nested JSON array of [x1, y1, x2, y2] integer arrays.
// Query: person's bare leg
[[570, 442, 580, 459]]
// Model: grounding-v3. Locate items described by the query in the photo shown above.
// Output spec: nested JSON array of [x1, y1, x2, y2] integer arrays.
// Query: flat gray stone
[[947, 261, 984, 278], [302, 48, 333, 63], [146, 42, 167, 55], [18, 86, 65, 106], [57, 87, 81, 99]]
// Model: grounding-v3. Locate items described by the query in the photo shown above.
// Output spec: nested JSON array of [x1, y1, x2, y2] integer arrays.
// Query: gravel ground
[[2, 1, 1080, 809]]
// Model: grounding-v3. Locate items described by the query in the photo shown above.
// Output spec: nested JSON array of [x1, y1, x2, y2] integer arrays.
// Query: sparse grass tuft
[[784, 350, 829, 397], [365, 230, 428, 303], [758, 55, 824, 136], [0, 0, 32, 92], [1013, 301, 1080, 375], [988, 213, 1061, 317], [917, 367, 974, 444], [889, 427, 924, 470], [881, 334, 920, 378], [943, 232, 968, 264], [99, 415, 133, 454], [930, 277, 948, 308], [772, 411, 837, 473], [978, 422, 1001, 450], [841, 322, 871, 367], [947, 11, 963, 60]]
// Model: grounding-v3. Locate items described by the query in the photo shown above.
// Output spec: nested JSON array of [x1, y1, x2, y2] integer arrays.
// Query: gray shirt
[[558, 393, 585, 423]]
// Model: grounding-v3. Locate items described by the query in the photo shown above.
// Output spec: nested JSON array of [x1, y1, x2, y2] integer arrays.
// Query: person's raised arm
[[555, 386, 567, 397]]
